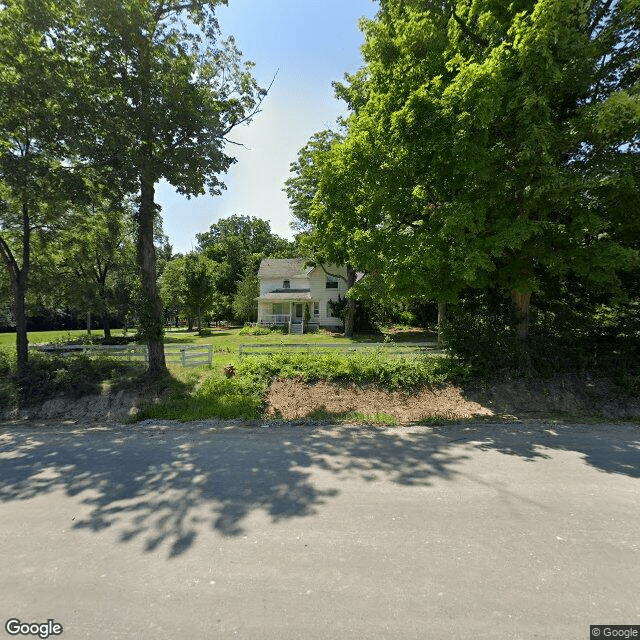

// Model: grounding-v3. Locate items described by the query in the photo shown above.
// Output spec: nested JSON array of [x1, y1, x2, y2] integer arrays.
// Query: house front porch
[[257, 297, 320, 334]]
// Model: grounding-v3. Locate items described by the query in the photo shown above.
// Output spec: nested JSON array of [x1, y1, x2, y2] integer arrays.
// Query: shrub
[[238, 325, 271, 336], [0, 351, 146, 408], [270, 324, 289, 335]]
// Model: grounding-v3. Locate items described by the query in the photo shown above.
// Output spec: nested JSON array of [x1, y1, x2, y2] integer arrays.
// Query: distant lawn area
[[0, 325, 437, 352], [0, 328, 128, 349]]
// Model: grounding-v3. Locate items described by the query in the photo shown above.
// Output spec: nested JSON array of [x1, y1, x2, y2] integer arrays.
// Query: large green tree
[[321, 0, 639, 340], [80, 1, 266, 376], [0, 0, 86, 381], [160, 252, 217, 333], [55, 196, 136, 338], [231, 270, 259, 323]]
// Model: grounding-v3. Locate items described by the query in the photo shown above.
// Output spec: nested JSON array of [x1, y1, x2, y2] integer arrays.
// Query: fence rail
[[239, 341, 442, 358], [31, 343, 213, 367]]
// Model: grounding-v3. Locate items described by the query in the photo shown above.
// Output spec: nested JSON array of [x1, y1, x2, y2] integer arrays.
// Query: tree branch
[[313, 260, 348, 285], [450, 5, 489, 49], [589, 0, 616, 38], [219, 70, 278, 137], [0, 233, 20, 282]]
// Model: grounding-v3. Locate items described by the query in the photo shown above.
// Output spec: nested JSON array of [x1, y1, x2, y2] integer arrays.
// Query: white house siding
[[307, 266, 348, 325], [256, 261, 349, 328]]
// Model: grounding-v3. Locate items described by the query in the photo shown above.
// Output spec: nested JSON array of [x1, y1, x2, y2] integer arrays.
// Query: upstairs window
[[283, 280, 290, 289], [326, 275, 338, 289]]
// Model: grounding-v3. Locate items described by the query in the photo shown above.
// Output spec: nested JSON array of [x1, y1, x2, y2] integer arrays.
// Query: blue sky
[[157, 0, 378, 254]]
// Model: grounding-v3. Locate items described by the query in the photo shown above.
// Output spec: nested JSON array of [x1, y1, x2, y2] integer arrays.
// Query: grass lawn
[[0, 326, 437, 360], [0, 328, 128, 349]]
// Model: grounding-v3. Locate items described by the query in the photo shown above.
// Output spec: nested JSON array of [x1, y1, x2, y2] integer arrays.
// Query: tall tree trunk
[[13, 274, 28, 383], [14, 202, 30, 384], [86, 310, 92, 335], [511, 290, 531, 341], [137, 173, 166, 377], [437, 301, 447, 346], [102, 312, 111, 339], [343, 264, 357, 338], [0, 202, 31, 388], [98, 278, 111, 339]]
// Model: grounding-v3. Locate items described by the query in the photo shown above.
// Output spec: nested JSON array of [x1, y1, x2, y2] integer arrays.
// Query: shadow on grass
[[385, 330, 438, 343], [162, 335, 198, 345], [0, 420, 638, 559]]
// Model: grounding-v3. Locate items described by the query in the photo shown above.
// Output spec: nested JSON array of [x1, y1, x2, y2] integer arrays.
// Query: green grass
[[303, 408, 400, 426], [236, 350, 468, 391], [0, 325, 437, 351], [0, 328, 130, 349], [134, 374, 266, 422]]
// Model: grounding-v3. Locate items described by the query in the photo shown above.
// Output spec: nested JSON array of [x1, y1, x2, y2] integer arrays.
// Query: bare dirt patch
[[264, 379, 494, 422], [264, 376, 640, 423]]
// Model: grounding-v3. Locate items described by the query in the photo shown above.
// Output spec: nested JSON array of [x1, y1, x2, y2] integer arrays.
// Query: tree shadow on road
[[0, 420, 637, 558]]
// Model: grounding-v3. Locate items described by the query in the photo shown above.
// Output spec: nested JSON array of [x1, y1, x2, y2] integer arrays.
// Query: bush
[[0, 351, 146, 409], [238, 325, 271, 336], [440, 299, 640, 380], [270, 324, 289, 335]]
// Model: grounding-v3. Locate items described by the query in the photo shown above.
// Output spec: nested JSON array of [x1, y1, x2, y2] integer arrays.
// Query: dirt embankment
[[264, 376, 640, 423], [4, 375, 639, 424], [3, 390, 143, 423]]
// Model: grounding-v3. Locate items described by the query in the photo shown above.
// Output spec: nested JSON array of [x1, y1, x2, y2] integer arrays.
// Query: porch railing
[[260, 314, 291, 325]]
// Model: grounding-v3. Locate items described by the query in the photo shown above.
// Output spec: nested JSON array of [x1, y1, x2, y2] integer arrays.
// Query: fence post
[[181, 347, 186, 367]]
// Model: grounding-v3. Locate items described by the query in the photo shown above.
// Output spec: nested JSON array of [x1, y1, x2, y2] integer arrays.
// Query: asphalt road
[[0, 419, 639, 640]]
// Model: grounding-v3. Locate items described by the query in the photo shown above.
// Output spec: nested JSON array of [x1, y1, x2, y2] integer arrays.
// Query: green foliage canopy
[[317, 0, 640, 313]]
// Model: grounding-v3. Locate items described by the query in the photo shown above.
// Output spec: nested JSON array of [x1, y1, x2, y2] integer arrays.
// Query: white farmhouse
[[256, 258, 349, 333]]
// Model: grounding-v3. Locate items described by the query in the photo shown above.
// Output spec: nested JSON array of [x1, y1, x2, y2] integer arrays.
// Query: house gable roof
[[257, 258, 313, 279]]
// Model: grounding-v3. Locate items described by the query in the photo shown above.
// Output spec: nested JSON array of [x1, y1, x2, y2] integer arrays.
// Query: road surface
[[1, 419, 638, 639]]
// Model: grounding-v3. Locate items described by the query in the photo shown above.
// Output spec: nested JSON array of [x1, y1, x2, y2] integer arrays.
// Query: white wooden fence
[[31, 343, 213, 367], [238, 341, 442, 358]]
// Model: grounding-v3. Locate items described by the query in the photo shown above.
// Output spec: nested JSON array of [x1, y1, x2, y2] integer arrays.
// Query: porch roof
[[257, 291, 313, 301]]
